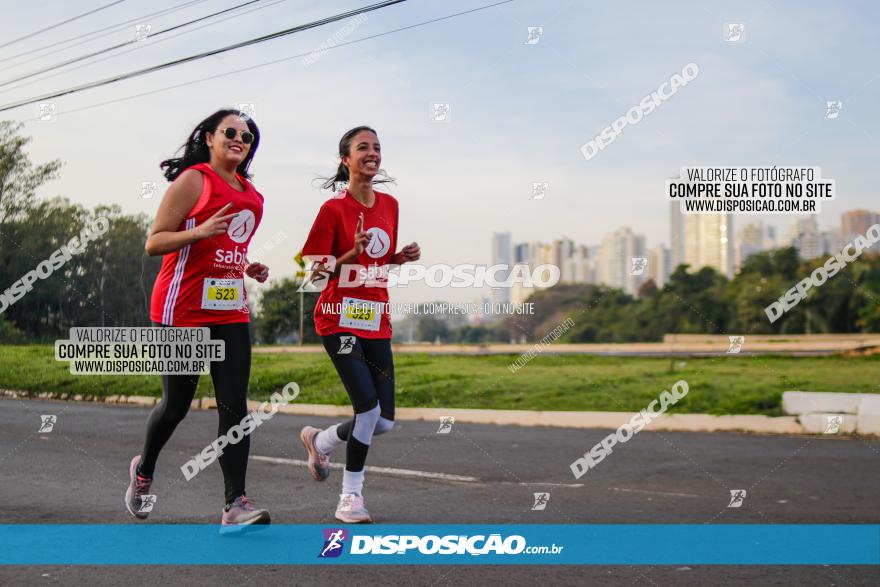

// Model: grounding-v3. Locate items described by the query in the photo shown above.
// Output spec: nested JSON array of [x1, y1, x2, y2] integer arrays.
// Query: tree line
[[493, 248, 880, 344]]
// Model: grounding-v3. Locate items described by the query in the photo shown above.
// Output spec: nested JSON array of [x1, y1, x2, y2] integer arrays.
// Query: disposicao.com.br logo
[[318, 529, 564, 558]]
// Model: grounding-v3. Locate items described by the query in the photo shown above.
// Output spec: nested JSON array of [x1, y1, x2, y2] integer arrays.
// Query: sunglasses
[[217, 127, 254, 144]]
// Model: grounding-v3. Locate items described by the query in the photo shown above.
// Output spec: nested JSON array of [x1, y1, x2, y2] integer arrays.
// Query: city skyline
[[495, 206, 879, 300]]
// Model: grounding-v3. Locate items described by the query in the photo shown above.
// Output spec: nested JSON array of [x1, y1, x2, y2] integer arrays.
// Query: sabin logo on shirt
[[227, 209, 256, 244], [365, 227, 390, 258]]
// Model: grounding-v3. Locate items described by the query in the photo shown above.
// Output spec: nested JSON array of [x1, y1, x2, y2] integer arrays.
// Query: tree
[[0, 121, 62, 227], [854, 254, 880, 331], [255, 278, 318, 344], [0, 123, 160, 339], [450, 324, 497, 343], [414, 314, 449, 343], [79, 205, 161, 328], [497, 284, 594, 342], [637, 279, 658, 299], [0, 314, 24, 343]]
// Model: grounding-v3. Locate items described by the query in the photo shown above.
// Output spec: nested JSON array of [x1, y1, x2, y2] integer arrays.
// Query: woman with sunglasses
[[125, 109, 271, 529], [299, 126, 420, 523]]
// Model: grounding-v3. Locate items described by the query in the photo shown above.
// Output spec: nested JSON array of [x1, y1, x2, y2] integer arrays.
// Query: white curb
[[0, 388, 826, 436]]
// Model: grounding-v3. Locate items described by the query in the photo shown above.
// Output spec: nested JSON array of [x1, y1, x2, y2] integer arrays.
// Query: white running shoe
[[334, 493, 372, 523]]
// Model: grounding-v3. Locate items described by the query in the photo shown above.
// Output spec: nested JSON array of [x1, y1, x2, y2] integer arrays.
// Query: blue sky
[[3, 0, 878, 304]]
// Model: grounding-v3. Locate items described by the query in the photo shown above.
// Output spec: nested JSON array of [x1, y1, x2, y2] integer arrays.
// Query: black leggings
[[140, 322, 252, 504], [321, 332, 395, 472]]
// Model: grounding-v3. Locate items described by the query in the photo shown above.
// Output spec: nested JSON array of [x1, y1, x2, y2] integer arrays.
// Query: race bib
[[201, 278, 244, 310], [339, 297, 382, 331]]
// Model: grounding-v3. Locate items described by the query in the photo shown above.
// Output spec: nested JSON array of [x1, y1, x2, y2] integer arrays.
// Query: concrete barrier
[[857, 396, 880, 435], [782, 391, 880, 435], [798, 413, 858, 435], [782, 391, 866, 415]]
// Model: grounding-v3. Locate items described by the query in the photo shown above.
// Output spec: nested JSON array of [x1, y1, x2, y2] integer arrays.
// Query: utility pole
[[294, 250, 306, 345]]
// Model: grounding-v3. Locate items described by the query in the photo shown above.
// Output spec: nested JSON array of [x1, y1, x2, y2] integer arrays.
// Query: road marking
[[508, 482, 584, 488], [610, 486, 702, 498], [251, 455, 480, 484], [253, 455, 583, 487]]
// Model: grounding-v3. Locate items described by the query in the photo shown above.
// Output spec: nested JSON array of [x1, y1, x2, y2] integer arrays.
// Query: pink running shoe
[[300, 426, 331, 481], [124, 455, 154, 520], [221, 495, 270, 530]]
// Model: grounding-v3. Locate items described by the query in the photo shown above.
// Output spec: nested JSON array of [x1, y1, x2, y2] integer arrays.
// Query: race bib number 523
[[339, 297, 382, 331], [201, 278, 244, 310]]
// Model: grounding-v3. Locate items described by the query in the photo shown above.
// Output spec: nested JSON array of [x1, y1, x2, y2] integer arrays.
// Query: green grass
[[1, 345, 876, 415]]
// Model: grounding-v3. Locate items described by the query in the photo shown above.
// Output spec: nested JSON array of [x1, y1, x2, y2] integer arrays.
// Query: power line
[[14, 0, 514, 121], [0, 0, 270, 88], [0, 0, 131, 50], [0, 0, 211, 68], [0, 0, 408, 113], [0, 0, 290, 97]]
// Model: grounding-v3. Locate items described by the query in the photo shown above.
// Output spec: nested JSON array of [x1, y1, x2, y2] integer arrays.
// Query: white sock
[[342, 469, 365, 496], [314, 424, 342, 454]]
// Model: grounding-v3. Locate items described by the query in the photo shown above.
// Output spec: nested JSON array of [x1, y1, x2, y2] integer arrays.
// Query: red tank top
[[150, 162, 264, 326], [301, 190, 398, 339]]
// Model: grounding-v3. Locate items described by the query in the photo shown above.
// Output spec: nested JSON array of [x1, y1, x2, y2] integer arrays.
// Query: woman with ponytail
[[299, 126, 420, 523]]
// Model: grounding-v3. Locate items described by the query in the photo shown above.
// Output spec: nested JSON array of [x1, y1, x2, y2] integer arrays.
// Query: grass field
[[2, 345, 875, 415]]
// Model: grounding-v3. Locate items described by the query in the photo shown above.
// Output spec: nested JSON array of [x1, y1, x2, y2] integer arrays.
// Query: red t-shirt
[[302, 189, 398, 339], [150, 162, 264, 326]]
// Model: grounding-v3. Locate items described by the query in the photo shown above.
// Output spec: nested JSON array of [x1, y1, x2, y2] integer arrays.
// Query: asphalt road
[[1, 398, 878, 586]]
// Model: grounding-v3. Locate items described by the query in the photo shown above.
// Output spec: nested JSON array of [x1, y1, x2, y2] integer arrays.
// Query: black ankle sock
[[136, 464, 152, 479]]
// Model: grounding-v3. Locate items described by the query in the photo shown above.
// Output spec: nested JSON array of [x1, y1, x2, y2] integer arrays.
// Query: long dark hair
[[320, 125, 394, 191], [160, 109, 260, 182]]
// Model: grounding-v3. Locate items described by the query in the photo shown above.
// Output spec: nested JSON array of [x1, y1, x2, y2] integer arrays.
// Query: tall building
[[784, 217, 822, 260], [670, 200, 685, 270], [556, 238, 576, 283], [509, 240, 562, 305], [670, 201, 734, 278], [647, 244, 670, 288], [561, 245, 594, 284], [554, 238, 574, 269], [490, 232, 512, 305], [841, 209, 879, 239], [596, 226, 646, 296], [467, 296, 492, 325], [510, 264, 534, 306], [513, 242, 530, 264], [821, 229, 845, 255], [734, 221, 776, 272]]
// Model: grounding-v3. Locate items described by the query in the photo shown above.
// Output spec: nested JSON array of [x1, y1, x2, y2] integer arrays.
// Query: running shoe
[[221, 496, 271, 530], [300, 425, 331, 481], [124, 455, 154, 520], [335, 493, 372, 523]]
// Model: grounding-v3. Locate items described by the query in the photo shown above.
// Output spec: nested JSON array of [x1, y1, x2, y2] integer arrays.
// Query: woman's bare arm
[[144, 170, 236, 256]]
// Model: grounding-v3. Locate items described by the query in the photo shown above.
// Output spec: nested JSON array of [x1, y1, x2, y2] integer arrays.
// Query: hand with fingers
[[352, 212, 372, 256], [245, 261, 269, 283], [392, 242, 420, 265], [400, 242, 420, 262], [196, 203, 237, 240]]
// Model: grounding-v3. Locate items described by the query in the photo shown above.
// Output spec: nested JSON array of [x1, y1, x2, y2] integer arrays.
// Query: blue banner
[[1, 525, 877, 565]]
